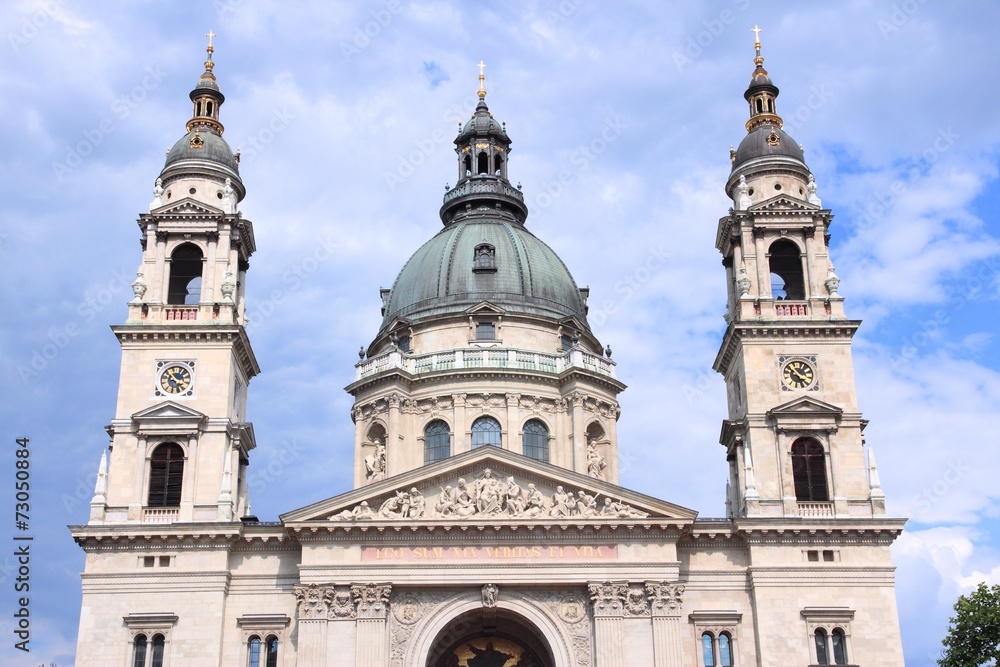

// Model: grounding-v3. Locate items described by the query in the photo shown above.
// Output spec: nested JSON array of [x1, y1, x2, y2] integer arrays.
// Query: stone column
[[571, 393, 585, 476], [778, 428, 797, 516], [386, 395, 401, 477], [646, 582, 685, 667], [452, 394, 467, 457], [294, 584, 332, 667], [153, 229, 168, 305], [588, 581, 627, 667], [803, 225, 818, 299], [505, 393, 519, 454], [752, 227, 769, 300], [352, 583, 391, 667]]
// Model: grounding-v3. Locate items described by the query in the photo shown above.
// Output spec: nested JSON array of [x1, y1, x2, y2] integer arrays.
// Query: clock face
[[159, 365, 193, 394], [782, 360, 815, 389]]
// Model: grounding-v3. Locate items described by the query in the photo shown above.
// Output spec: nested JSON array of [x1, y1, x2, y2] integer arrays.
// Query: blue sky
[[1, 1, 998, 665]]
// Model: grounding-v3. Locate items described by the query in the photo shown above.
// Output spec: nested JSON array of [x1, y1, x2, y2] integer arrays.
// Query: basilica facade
[[71, 34, 906, 667]]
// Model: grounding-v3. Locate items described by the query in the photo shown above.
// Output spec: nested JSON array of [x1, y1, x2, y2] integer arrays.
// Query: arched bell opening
[[426, 608, 554, 667]]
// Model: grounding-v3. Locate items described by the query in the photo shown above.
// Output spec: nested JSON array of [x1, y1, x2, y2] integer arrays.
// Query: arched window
[[148, 443, 184, 507], [463, 155, 472, 176], [477, 151, 489, 174], [522, 420, 549, 462], [471, 416, 501, 449], [424, 420, 451, 464], [702, 632, 716, 666], [133, 634, 148, 667], [265, 635, 279, 667], [718, 633, 733, 667], [495, 153, 504, 177], [150, 634, 165, 667], [815, 629, 829, 664], [791, 438, 829, 502], [167, 243, 204, 305], [473, 244, 496, 272], [755, 98, 763, 113], [248, 636, 261, 667], [831, 628, 847, 665], [768, 240, 805, 300]]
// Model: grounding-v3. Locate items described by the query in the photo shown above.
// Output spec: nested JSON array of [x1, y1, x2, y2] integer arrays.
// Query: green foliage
[[938, 582, 1000, 667]]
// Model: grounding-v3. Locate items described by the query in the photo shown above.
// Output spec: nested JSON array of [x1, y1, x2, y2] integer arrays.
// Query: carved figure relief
[[364, 439, 386, 483], [586, 441, 607, 480], [482, 583, 498, 608]]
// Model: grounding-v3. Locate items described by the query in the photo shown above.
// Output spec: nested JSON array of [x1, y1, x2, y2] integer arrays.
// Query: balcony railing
[[143, 508, 179, 523], [443, 177, 525, 204], [797, 502, 834, 517], [164, 306, 199, 321], [355, 347, 616, 381], [774, 301, 809, 317]]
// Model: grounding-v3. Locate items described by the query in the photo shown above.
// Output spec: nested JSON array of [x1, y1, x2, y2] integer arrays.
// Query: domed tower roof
[[158, 32, 245, 201], [729, 27, 810, 187], [378, 64, 591, 338]]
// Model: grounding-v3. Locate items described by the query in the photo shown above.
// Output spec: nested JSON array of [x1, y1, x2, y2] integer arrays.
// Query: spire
[[744, 25, 783, 132], [477, 60, 487, 100], [186, 30, 226, 136]]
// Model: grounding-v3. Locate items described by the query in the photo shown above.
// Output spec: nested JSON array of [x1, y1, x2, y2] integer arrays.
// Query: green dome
[[732, 125, 805, 171], [380, 211, 590, 333], [164, 130, 239, 172]]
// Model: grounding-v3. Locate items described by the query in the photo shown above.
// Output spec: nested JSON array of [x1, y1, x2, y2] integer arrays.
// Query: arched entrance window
[[477, 151, 489, 175], [471, 416, 502, 449], [148, 443, 184, 507], [768, 239, 805, 300], [426, 608, 554, 667], [167, 243, 204, 305], [791, 437, 829, 502]]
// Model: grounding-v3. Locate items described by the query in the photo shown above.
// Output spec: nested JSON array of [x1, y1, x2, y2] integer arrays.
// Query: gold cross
[[478, 60, 486, 76], [751, 25, 762, 43], [206, 29, 217, 48]]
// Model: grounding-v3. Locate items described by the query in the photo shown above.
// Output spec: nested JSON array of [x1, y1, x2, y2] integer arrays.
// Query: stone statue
[[504, 476, 524, 515], [379, 489, 408, 519], [332, 500, 373, 521], [576, 490, 599, 517], [482, 583, 498, 608], [522, 484, 545, 517], [599, 497, 648, 519], [222, 176, 236, 214], [736, 174, 752, 210], [435, 485, 455, 516], [364, 440, 386, 483], [550, 485, 572, 517], [149, 177, 164, 211], [453, 478, 476, 517], [475, 469, 502, 515], [468, 642, 512, 667], [586, 441, 607, 480], [407, 487, 425, 518], [807, 174, 822, 206]]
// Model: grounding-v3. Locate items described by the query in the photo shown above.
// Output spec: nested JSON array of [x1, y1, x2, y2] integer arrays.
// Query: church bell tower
[[89, 35, 259, 526], [714, 31, 885, 520]]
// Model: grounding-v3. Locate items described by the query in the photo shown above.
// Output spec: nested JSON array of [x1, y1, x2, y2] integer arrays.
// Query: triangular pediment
[[281, 447, 697, 524], [464, 301, 507, 316], [749, 193, 820, 213], [150, 197, 223, 217], [132, 401, 207, 421], [767, 396, 843, 420]]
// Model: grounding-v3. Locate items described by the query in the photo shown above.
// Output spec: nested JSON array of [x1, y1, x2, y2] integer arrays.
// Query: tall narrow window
[[150, 634, 165, 667], [471, 416, 501, 449], [248, 636, 261, 667], [815, 629, 829, 665], [791, 438, 829, 502], [475, 321, 495, 340], [768, 240, 805, 300], [463, 155, 472, 176], [167, 243, 204, 305], [702, 632, 716, 666], [831, 629, 847, 665], [424, 420, 451, 464], [148, 443, 184, 507], [473, 244, 496, 272], [265, 636, 279, 667], [522, 420, 549, 462], [133, 635, 148, 667], [477, 151, 489, 174], [719, 633, 733, 667], [495, 153, 504, 177]]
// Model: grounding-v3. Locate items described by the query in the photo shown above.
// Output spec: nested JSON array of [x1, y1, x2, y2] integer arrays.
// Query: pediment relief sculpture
[[329, 468, 649, 522]]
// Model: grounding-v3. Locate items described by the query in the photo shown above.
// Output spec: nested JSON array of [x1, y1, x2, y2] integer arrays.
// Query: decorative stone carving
[[557, 594, 587, 624], [527, 590, 593, 667], [294, 583, 333, 620], [599, 497, 649, 518], [392, 594, 423, 625], [130, 271, 147, 304], [328, 587, 356, 619], [752, 226, 766, 240], [586, 441, 606, 479], [352, 583, 391, 619], [736, 174, 752, 210], [588, 581, 627, 617], [825, 265, 841, 297], [388, 591, 454, 666], [736, 262, 752, 298], [155, 230, 169, 243], [645, 582, 684, 616], [220, 265, 236, 304], [222, 177, 236, 214], [364, 439, 386, 483], [482, 583, 498, 608], [624, 584, 651, 616], [149, 178, 164, 211], [807, 174, 822, 206]]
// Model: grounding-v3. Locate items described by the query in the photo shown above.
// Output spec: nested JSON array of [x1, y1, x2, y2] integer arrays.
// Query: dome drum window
[[473, 244, 497, 272]]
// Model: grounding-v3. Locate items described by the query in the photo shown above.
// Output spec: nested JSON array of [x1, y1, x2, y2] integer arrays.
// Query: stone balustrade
[[356, 347, 616, 381]]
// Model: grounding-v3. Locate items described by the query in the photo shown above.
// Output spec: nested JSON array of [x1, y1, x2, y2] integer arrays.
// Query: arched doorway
[[426, 608, 553, 667]]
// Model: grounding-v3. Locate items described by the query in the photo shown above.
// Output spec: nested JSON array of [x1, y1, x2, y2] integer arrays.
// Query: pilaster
[[647, 582, 685, 667], [588, 581, 627, 667], [294, 584, 331, 667], [352, 583, 391, 667]]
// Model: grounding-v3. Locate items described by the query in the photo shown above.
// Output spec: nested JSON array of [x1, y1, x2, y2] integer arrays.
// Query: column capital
[[352, 582, 392, 619], [588, 580, 627, 618], [645, 581, 685, 617]]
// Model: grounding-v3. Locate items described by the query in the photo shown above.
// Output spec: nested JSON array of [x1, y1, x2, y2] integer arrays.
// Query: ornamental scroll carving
[[588, 581, 627, 617], [352, 582, 392, 619], [294, 584, 357, 620], [646, 581, 685, 617], [388, 590, 453, 667]]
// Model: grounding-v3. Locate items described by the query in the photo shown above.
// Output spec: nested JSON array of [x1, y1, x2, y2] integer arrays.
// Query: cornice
[[713, 321, 861, 373], [113, 324, 260, 380], [289, 520, 689, 543]]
